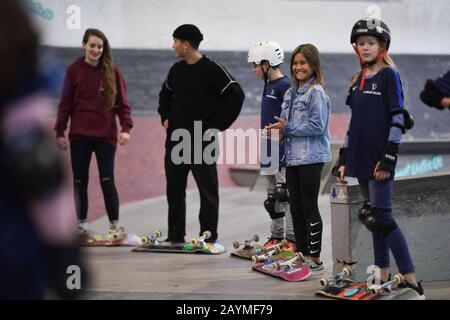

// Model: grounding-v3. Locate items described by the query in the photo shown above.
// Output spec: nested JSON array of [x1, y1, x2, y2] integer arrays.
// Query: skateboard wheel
[[141, 237, 149, 244], [272, 246, 281, 255], [394, 273, 405, 284], [154, 230, 162, 238], [281, 239, 288, 247], [203, 231, 212, 239], [232, 241, 240, 249], [370, 287, 380, 295], [251, 255, 258, 264], [191, 238, 198, 245], [343, 267, 352, 277], [296, 252, 305, 262], [320, 278, 329, 288], [274, 262, 282, 271], [252, 234, 259, 242], [112, 233, 120, 240]]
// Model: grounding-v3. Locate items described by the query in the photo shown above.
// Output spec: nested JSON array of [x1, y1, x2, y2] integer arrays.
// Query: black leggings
[[286, 163, 324, 257], [70, 139, 119, 222]]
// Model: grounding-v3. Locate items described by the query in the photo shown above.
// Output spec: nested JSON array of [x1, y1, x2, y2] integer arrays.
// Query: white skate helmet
[[247, 41, 284, 67]]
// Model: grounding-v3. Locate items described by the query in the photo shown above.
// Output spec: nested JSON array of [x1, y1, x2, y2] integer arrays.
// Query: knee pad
[[274, 183, 289, 202], [358, 201, 372, 225], [100, 176, 117, 195], [361, 206, 398, 237], [264, 194, 285, 219]]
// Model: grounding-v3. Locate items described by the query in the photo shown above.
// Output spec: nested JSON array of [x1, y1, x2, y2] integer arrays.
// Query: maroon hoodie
[[55, 57, 133, 147]]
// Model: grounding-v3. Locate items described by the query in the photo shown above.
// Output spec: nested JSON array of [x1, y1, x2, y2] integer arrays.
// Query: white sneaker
[[109, 221, 125, 234], [77, 221, 88, 235]]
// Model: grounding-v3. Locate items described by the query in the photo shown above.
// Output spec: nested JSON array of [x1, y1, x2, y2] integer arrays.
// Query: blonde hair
[[290, 44, 325, 91], [350, 41, 396, 86]]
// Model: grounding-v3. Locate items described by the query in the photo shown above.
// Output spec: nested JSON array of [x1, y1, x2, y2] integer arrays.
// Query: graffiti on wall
[[24, 0, 54, 21], [396, 155, 445, 177]]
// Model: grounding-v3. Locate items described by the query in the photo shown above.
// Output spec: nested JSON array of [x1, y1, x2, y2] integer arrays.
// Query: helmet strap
[[352, 45, 386, 91], [262, 63, 271, 96]]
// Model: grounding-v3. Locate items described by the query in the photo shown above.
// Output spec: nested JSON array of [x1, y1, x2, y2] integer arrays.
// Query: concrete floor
[[81, 187, 450, 300]]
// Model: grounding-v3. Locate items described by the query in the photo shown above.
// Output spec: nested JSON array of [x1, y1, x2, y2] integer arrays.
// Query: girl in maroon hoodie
[[55, 28, 133, 234]]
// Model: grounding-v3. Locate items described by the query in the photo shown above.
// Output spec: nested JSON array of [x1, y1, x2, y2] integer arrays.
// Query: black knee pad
[[358, 201, 372, 225], [274, 183, 289, 202], [362, 207, 398, 237], [100, 176, 117, 195], [264, 194, 285, 219]]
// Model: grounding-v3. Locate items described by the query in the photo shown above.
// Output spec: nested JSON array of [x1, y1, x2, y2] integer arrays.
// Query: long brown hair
[[82, 28, 117, 108], [290, 44, 325, 90], [0, 0, 39, 100]]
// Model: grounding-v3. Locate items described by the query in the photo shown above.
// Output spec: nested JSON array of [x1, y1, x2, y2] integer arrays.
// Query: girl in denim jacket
[[266, 44, 331, 274]]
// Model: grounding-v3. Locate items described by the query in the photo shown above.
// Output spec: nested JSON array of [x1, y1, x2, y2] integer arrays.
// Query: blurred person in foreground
[[0, 0, 86, 299]]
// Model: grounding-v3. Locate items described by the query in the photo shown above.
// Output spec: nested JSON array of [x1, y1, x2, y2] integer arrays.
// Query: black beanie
[[173, 24, 203, 41]]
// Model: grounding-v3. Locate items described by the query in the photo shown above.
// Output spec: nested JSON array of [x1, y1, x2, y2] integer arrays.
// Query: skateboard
[[315, 260, 376, 300], [368, 274, 425, 300], [252, 252, 311, 282], [230, 234, 262, 259], [79, 231, 143, 247], [316, 262, 423, 300], [132, 231, 226, 254]]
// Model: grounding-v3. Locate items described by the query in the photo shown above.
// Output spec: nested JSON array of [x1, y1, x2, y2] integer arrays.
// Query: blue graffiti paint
[[24, 0, 54, 21], [395, 155, 444, 177]]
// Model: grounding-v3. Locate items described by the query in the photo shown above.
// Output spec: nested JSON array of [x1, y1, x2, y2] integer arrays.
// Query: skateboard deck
[[79, 232, 143, 247], [133, 231, 226, 254], [230, 234, 261, 259], [316, 280, 376, 300], [252, 252, 311, 282], [230, 244, 262, 259]]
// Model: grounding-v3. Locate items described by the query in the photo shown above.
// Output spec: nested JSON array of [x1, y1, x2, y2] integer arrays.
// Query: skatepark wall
[[33, 0, 450, 55], [330, 172, 450, 282]]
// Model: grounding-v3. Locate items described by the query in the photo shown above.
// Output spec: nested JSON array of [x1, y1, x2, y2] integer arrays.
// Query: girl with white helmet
[[248, 41, 296, 250]]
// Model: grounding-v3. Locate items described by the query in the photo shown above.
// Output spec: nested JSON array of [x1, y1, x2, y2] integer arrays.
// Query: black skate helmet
[[350, 18, 391, 50]]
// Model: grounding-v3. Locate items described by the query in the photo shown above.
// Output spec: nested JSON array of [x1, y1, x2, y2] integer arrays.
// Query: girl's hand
[[118, 132, 130, 145], [337, 165, 347, 184], [56, 137, 68, 151], [373, 161, 390, 181], [265, 116, 285, 140], [441, 97, 450, 109]]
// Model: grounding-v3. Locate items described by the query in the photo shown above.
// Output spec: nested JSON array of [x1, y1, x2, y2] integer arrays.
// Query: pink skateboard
[[252, 252, 311, 281]]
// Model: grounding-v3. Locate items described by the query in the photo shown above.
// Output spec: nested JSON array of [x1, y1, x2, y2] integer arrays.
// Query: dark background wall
[[48, 47, 450, 139]]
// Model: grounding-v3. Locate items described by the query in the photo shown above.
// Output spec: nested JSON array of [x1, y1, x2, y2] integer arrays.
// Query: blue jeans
[[358, 179, 415, 274]]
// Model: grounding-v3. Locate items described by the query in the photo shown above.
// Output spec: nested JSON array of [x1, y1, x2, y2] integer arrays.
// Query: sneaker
[[398, 281, 426, 300], [77, 221, 88, 235], [109, 222, 125, 234], [304, 257, 324, 275], [262, 237, 282, 249], [282, 240, 297, 252]]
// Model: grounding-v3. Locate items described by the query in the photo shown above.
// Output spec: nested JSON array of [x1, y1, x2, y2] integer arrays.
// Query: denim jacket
[[281, 77, 332, 166]]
